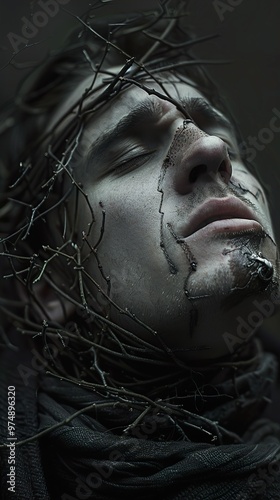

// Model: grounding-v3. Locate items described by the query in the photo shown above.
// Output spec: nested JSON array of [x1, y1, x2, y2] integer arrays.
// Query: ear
[[17, 279, 76, 324]]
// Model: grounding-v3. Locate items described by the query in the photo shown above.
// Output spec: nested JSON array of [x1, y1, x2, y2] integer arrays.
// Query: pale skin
[[48, 69, 280, 361]]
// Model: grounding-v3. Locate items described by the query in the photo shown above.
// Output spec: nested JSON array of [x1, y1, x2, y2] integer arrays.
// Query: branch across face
[[50, 71, 275, 361]]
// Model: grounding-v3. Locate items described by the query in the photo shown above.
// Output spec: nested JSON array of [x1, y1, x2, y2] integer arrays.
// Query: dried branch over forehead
[[0, 0, 230, 238], [0, 0, 255, 438]]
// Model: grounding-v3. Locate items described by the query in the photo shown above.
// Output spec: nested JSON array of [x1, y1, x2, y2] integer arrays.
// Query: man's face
[[71, 72, 279, 360]]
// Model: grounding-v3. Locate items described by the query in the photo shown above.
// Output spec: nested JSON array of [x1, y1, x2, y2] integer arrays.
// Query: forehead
[[74, 70, 232, 146], [48, 67, 234, 158], [95, 74, 204, 121]]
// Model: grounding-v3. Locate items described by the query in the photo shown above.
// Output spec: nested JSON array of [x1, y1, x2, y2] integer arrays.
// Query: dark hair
[[0, 0, 250, 386]]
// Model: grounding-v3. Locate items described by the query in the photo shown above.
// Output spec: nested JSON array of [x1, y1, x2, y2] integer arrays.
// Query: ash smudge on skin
[[166, 222, 199, 336], [221, 230, 277, 310], [157, 153, 178, 275]]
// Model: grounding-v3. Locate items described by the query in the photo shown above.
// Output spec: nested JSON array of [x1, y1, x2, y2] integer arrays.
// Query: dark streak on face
[[221, 230, 277, 310]]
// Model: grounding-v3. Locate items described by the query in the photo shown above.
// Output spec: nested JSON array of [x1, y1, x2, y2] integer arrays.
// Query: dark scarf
[[1, 334, 280, 500]]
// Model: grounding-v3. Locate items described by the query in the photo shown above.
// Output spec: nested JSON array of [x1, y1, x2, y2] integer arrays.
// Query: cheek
[[85, 177, 162, 239], [232, 167, 272, 226], [77, 184, 163, 295], [234, 168, 265, 202]]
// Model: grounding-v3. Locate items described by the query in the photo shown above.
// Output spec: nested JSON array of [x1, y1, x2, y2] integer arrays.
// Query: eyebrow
[[86, 99, 163, 167], [181, 97, 233, 132], [86, 96, 234, 170]]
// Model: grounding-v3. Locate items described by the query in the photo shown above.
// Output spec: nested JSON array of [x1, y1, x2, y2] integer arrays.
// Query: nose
[[171, 124, 232, 194]]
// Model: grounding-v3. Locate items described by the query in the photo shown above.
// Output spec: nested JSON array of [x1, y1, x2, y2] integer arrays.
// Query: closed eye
[[112, 149, 156, 175]]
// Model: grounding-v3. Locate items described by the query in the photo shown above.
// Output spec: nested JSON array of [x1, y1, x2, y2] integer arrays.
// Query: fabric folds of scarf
[[37, 349, 280, 500]]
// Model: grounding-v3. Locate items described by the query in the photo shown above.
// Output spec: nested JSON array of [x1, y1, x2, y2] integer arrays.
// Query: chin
[[183, 271, 280, 363], [175, 239, 280, 361]]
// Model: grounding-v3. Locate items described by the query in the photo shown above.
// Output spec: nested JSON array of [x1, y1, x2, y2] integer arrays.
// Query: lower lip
[[187, 218, 263, 239]]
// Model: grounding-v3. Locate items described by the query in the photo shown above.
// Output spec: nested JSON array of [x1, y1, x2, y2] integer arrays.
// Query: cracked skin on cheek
[[156, 123, 204, 335]]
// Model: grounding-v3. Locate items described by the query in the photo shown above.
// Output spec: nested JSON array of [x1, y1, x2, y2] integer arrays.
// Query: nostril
[[189, 164, 207, 183], [218, 160, 230, 181], [189, 159, 231, 184]]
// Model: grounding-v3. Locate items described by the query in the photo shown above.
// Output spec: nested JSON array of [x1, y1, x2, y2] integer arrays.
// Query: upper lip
[[182, 197, 260, 237]]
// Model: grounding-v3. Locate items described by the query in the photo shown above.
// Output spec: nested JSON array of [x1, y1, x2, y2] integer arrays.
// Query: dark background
[[0, 0, 280, 335]]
